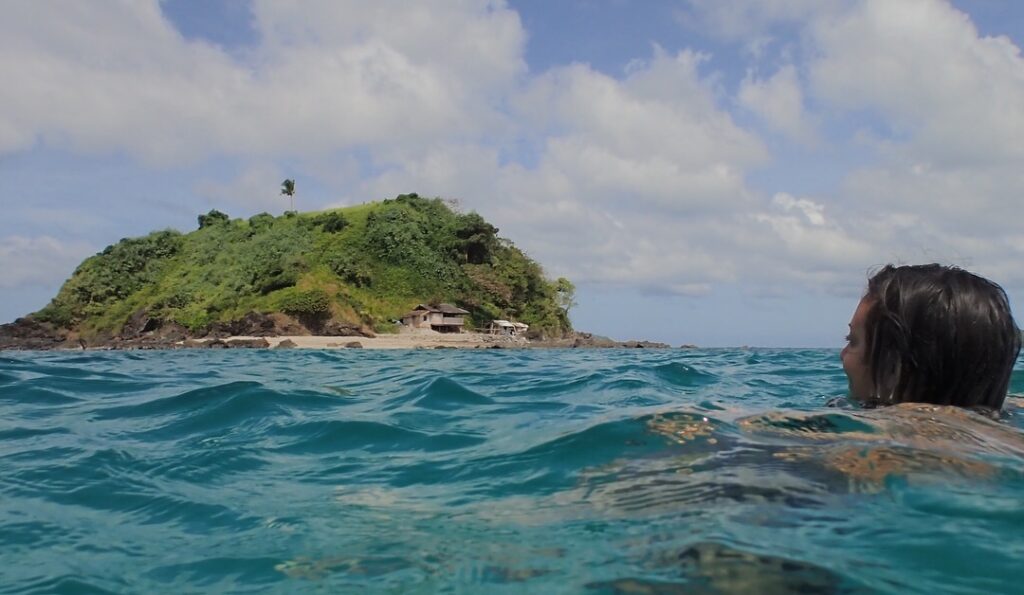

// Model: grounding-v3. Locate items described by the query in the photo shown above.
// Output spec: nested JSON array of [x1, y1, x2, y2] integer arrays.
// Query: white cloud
[[0, 0, 524, 164], [251, 0, 525, 95], [676, 0, 1024, 295], [521, 52, 766, 171], [738, 65, 817, 144], [799, 0, 1024, 287], [0, 236, 94, 289], [753, 194, 873, 269], [769, 192, 826, 225], [810, 0, 1024, 166], [512, 52, 767, 215]]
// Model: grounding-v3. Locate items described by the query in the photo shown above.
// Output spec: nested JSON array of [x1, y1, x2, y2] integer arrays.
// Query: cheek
[[840, 347, 868, 388], [840, 347, 853, 375]]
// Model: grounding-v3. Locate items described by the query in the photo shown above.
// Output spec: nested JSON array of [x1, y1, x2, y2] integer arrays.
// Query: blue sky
[[2, 0, 1024, 347]]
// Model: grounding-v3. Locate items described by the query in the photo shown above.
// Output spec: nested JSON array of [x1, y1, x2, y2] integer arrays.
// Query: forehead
[[850, 297, 873, 328]]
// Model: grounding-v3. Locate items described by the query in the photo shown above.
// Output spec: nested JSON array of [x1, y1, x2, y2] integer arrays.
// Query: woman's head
[[841, 264, 1020, 410]]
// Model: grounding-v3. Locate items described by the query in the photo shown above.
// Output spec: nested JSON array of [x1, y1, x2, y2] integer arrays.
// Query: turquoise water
[[1, 349, 1023, 594]]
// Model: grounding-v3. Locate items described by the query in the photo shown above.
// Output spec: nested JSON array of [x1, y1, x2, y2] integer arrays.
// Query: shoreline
[[0, 316, 678, 350], [0, 313, 679, 351], [194, 329, 674, 350], [0, 328, 677, 351], [221, 330, 529, 350]]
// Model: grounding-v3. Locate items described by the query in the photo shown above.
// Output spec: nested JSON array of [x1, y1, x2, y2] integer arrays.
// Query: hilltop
[[1, 194, 574, 349]]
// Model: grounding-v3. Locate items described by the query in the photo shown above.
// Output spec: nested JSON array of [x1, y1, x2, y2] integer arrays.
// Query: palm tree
[[281, 179, 296, 211]]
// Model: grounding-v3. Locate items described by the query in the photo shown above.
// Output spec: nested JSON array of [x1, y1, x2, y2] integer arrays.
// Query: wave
[[272, 419, 485, 454], [494, 370, 615, 399], [0, 385, 82, 406], [651, 361, 718, 386], [5, 575, 123, 595], [91, 381, 358, 442], [92, 381, 269, 419], [146, 446, 270, 484], [145, 556, 285, 590], [0, 426, 71, 441], [0, 349, 1021, 594], [5, 451, 261, 537], [383, 376, 495, 411], [443, 416, 677, 498]]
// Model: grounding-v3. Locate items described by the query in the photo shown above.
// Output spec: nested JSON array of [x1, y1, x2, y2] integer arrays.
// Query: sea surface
[[1, 348, 1022, 594]]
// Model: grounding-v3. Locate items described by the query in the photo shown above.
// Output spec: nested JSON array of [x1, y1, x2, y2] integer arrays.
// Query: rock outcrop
[[529, 332, 672, 349], [0, 317, 67, 350]]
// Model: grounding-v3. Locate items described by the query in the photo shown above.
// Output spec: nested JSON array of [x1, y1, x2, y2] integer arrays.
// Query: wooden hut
[[401, 304, 469, 333]]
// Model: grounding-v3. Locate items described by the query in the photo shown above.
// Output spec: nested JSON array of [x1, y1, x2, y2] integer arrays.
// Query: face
[[841, 297, 875, 402]]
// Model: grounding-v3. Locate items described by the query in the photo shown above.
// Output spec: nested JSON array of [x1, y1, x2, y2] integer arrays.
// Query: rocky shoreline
[[0, 312, 370, 351], [0, 315, 679, 351]]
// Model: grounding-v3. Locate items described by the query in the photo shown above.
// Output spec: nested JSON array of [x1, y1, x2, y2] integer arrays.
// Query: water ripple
[[272, 420, 485, 454], [0, 348, 1019, 593]]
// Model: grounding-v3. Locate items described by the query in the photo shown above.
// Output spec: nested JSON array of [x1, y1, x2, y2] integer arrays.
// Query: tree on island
[[198, 209, 230, 229], [281, 179, 295, 211], [555, 277, 577, 316]]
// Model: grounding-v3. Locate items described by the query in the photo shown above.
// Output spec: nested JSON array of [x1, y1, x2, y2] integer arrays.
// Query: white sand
[[221, 328, 528, 350]]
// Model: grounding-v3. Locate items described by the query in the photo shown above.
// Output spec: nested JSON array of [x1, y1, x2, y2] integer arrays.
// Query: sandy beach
[[219, 328, 529, 350]]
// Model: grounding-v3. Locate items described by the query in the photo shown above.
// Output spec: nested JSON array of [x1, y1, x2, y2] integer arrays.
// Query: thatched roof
[[409, 303, 469, 315], [404, 303, 469, 318]]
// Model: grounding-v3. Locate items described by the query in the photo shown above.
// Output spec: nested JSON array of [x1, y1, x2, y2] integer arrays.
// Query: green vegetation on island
[[30, 193, 575, 343]]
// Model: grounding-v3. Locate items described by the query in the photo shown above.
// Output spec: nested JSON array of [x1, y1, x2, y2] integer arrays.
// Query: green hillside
[[33, 194, 574, 341]]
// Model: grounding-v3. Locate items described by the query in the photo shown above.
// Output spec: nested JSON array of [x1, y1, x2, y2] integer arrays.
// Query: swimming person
[[841, 264, 1021, 411]]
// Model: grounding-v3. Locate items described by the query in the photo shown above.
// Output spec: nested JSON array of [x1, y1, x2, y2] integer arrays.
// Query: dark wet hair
[[862, 264, 1020, 410]]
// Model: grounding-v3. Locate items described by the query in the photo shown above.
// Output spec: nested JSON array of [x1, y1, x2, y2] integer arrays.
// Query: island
[[0, 193, 672, 350]]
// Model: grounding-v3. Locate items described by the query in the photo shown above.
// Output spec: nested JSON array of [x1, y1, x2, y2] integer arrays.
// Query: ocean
[[1, 348, 1022, 594]]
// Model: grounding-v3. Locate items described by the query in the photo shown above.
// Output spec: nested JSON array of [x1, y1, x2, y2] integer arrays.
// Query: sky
[[2, 0, 1024, 347]]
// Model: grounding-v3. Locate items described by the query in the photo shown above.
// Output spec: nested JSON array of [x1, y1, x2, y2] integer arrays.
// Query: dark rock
[[207, 312, 279, 338], [571, 333, 618, 348], [621, 340, 671, 349], [154, 323, 188, 342], [122, 308, 161, 339], [322, 320, 375, 338], [226, 338, 270, 349], [109, 334, 182, 350], [275, 339, 298, 349], [206, 340, 228, 349], [0, 316, 68, 350], [344, 341, 363, 348], [528, 331, 670, 350], [202, 311, 374, 339], [264, 313, 307, 336], [524, 328, 546, 341]]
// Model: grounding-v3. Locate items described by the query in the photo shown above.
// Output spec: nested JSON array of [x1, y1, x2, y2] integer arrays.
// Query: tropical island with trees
[[0, 193, 665, 350]]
